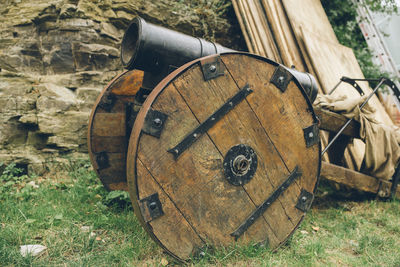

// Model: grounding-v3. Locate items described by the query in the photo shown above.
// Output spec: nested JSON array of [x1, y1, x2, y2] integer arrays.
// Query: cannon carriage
[[88, 17, 399, 261]]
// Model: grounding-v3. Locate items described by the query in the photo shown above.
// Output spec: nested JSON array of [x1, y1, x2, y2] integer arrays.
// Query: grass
[[1, 161, 399, 266]]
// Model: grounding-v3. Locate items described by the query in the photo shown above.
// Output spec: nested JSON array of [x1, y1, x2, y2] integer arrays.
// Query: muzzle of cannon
[[120, 17, 319, 103], [120, 17, 234, 90]]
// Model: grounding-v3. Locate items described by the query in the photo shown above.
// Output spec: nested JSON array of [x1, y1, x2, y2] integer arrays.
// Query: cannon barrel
[[285, 67, 319, 103], [121, 17, 234, 73], [120, 17, 318, 103]]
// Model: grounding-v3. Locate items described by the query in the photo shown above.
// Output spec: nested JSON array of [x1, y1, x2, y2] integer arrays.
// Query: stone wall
[[0, 0, 245, 173]]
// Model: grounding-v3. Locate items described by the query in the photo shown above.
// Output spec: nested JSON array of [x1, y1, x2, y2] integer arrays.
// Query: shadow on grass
[[312, 179, 387, 210]]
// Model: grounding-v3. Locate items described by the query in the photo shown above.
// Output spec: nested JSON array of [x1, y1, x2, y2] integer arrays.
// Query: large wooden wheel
[[127, 53, 321, 260], [88, 70, 143, 191]]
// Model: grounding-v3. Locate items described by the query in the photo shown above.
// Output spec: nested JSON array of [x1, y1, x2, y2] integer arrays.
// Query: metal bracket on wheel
[[270, 65, 293, 92], [295, 189, 314, 212], [200, 56, 225, 81], [95, 151, 110, 170], [98, 91, 116, 112], [303, 124, 319, 147], [142, 109, 168, 138], [139, 193, 164, 223]]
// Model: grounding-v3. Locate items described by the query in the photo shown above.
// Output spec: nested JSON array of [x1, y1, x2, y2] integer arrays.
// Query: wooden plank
[[261, 0, 304, 70], [301, 29, 393, 125], [91, 136, 127, 153], [321, 161, 400, 198], [281, 0, 338, 43], [233, 0, 281, 60], [97, 152, 126, 184], [136, 159, 205, 259], [238, 0, 265, 55], [315, 107, 361, 138], [301, 28, 395, 170], [247, 0, 281, 60], [92, 112, 126, 137], [111, 70, 143, 96], [232, 0, 254, 53]]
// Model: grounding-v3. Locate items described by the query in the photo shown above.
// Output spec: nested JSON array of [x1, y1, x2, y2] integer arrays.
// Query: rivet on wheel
[[209, 65, 217, 73]]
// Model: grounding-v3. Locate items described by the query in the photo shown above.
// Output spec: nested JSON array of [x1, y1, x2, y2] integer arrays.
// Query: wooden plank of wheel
[[126, 53, 321, 261], [88, 70, 143, 191]]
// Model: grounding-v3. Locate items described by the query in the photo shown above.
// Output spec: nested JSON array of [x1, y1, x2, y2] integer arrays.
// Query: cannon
[[120, 17, 318, 102], [120, 17, 234, 91], [88, 17, 322, 261], [88, 17, 320, 192]]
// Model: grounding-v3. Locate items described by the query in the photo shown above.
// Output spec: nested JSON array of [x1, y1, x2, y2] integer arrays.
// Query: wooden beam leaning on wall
[[232, 0, 281, 61]]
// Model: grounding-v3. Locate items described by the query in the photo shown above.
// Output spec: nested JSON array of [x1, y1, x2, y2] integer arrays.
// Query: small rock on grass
[[312, 226, 320, 232], [80, 225, 91, 232], [27, 181, 39, 188], [20, 244, 47, 257], [89, 231, 96, 239], [160, 258, 169, 266]]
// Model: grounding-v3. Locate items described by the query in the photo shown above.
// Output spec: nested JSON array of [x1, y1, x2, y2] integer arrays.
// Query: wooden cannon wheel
[[126, 53, 321, 260], [88, 70, 143, 191]]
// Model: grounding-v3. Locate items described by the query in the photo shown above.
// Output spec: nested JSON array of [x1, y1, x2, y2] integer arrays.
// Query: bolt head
[[149, 202, 157, 210], [209, 64, 217, 73], [278, 76, 285, 85], [153, 118, 162, 127]]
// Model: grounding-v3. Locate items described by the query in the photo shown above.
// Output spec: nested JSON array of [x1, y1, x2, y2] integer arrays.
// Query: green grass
[[1, 161, 399, 266]]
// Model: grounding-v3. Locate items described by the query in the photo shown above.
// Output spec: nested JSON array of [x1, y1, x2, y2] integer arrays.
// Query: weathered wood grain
[[232, 0, 254, 53], [315, 107, 361, 138], [111, 70, 143, 96], [91, 136, 127, 153], [222, 54, 320, 194], [88, 70, 143, 191], [136, 159, 205, 260], [280, 0, 338, 76], [173, 60, 301, 242], [97, 152, 126, 184], [135, 77, 277, 251], [261, 0, 304, 70], [321, 161, 400, 198], [92, 113, 126, 137], [233, 0, 281, 60]]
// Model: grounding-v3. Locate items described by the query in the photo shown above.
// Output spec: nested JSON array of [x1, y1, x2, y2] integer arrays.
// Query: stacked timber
[[232, 0, 394, 171]]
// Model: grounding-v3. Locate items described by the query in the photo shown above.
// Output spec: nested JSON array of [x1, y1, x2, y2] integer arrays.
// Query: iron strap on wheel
[[168, 84, 253, 159], [231, 166, 302, 240]]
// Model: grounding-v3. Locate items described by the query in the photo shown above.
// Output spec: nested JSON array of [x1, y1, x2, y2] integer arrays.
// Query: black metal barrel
[[121, 17, 234, 72], [120, 17, 318, 103]]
